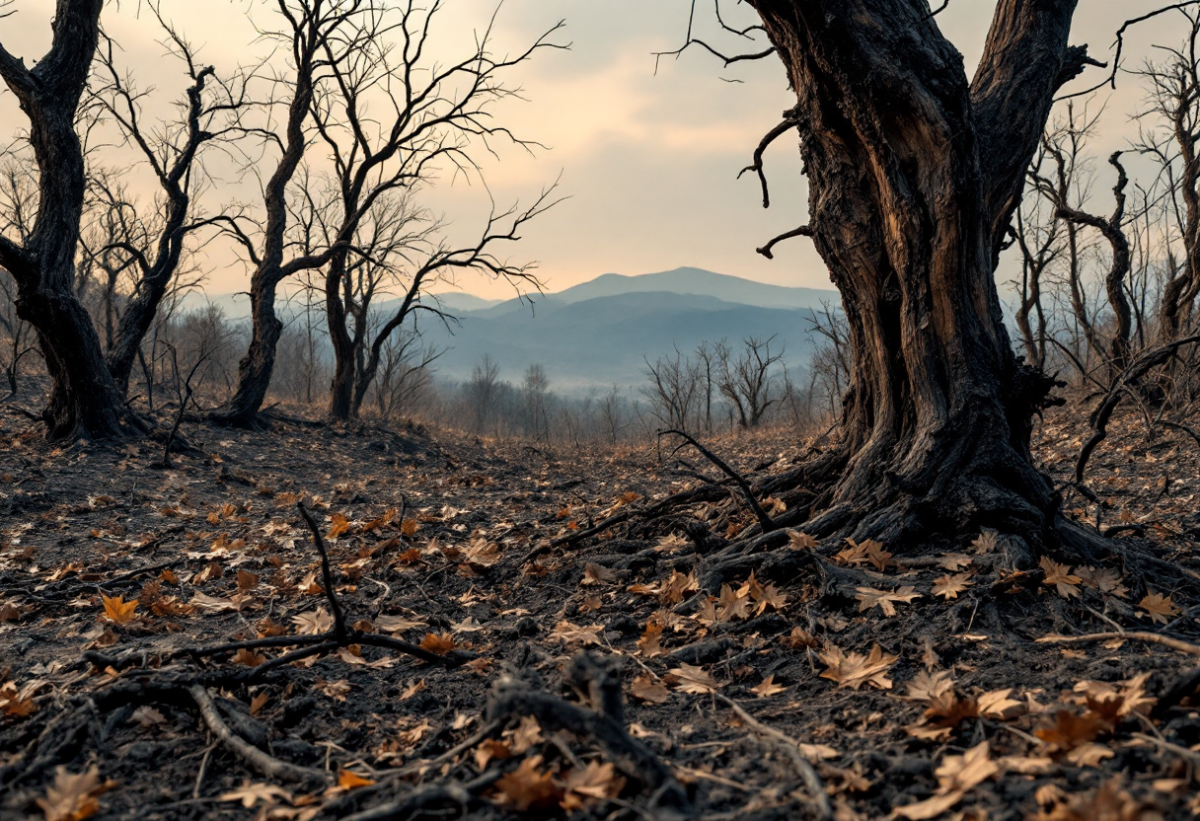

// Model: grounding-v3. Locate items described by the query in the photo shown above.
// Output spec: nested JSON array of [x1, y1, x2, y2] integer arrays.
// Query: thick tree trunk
[[0, 0, 139, 440], [749, 0, 1086, 547]]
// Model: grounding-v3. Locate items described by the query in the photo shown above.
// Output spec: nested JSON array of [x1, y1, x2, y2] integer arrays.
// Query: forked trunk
[[750, 0, 1088, 547]]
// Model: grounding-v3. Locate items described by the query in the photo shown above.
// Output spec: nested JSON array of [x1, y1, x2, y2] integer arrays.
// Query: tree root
[[188, 684, 328, 785]]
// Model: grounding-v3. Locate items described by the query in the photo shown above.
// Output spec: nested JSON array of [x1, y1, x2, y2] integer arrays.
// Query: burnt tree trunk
[[748, 0, 1094, 547], [0, 0, 139, 440], [326, 250, 357, 422]]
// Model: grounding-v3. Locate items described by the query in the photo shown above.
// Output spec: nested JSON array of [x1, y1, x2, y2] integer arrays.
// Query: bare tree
[[717, 335, 784, 429], [465, 354, 502, 434], [521, 363, 551, 440], [641, 346, 703, 432], [0, 0, 139, 439], [1053, 152, 1135, 375], [304, 1, 564, 422], [709, 0, 1112, 546], [86, 4, 251, 394], [1136, 9, 1200, 341], [209, 0, 370, 427]]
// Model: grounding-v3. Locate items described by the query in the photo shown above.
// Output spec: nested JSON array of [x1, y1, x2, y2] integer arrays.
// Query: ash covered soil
[[1, 401, 1200, 820]]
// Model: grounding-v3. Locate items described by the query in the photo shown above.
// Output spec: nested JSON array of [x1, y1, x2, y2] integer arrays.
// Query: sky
[[0, 1, 1185, 301]]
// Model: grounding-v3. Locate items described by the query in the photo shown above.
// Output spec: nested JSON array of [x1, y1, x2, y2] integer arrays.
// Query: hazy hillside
[[183, 267, 841, 394]]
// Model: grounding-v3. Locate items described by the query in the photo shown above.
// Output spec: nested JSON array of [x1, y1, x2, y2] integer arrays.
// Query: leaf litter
[[0, 404, 1198, 819]]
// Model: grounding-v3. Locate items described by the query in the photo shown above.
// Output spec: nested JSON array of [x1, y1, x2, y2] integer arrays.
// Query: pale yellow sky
[[0, 1, 1183, 300]]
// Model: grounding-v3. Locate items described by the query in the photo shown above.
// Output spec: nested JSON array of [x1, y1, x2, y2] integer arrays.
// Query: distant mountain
[[470, 267, 836, 319], [179, 267, 841, 393], [425, 292, 505, 314]]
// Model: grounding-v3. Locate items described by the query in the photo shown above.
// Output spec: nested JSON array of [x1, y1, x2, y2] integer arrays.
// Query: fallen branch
[[297, 501, 348, 641], [715, 693, 832, 820], [660, 429, 776, 534], [188, 684, 327, 785], [1036, 631, 1200, 656]]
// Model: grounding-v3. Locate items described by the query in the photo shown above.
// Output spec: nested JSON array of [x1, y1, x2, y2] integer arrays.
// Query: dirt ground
[[1, 394, 1199, 821]]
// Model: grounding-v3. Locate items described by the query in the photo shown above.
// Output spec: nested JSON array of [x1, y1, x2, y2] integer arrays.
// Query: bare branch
[[756, 224, 813, 259], [738, 109, 800, 209]]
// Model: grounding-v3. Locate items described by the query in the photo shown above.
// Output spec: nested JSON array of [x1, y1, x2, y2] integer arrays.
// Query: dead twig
[[714, 693, 832, 820], [660, 429, 776, 533], [1036, 631, 1200, 656], [297, 501, 348, 642]]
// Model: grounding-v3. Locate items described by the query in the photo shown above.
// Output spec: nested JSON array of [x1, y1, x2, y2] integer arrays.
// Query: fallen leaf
[[819, 643, 898, 691], [630, 674, 670, 704], [855, 586, 920, 617], [1039, 557, 1081, 599], [668, 663, 720, 694], [101, 594, 138, 624], [418, 633, 457, 655], [932, 572, 973, 600], [550, 620, 603, 647], [750, 674, 787, 698], [492, 755, 561, 811], [36, 766, 104, 821], [220, 782, 292, 809], [337, 769, 375, 790], [1138, 590, 1180, 624]]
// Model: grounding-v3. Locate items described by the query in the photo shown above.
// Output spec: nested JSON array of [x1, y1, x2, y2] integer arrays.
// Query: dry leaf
[[630, 674, 670, 704], [932, 572, 973, 600], [562, 761, 625, 811], [492, 755, 561, 811], [101, 594, 138, 624], [819, 643, 898, 691], [750, 674, 787, 698], [1039, 557, 1082, 599], [787, 530, 819, 550], [855, 586, 920, 617], [418, 633, 457, 655], [668, 663, 720, 694], [232, 648, 266, 667], [337, 769, 375, 790], [1138, 590, 1180, 624], [221, 782, 292, 809], [36, 766, 104, 821], [550, 620, 603, 646], [327, 513, 352, 539], [292, 607, 334, 636], [906, 670, 954, 702]]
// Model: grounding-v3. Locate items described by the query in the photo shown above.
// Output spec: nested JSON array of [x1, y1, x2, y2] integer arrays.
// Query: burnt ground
[[1, 394, 1199, 821]]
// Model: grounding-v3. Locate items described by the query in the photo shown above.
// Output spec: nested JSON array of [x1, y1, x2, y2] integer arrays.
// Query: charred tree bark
[[0, 0, 139, 440], [747, 0, 1091, 547]]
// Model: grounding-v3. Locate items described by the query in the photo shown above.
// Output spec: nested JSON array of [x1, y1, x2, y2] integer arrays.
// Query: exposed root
[[188, 684, 327, 785]]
